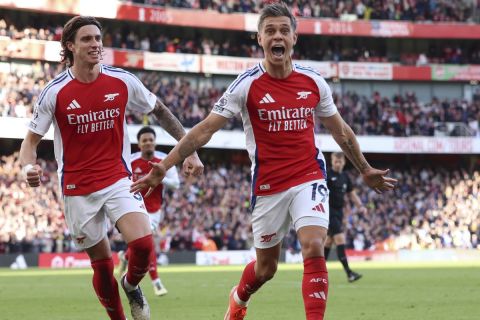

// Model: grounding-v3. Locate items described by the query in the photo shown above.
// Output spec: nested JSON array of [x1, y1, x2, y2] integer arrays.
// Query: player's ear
[[66, 41, 75, 52], [257, 32, 262, 46], [293, 31, 298, 46]]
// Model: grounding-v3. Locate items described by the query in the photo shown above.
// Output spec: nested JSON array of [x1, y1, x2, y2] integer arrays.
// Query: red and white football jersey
[[28, 65, 156, 196], [131, 151, 180, 213], [212, 63, 337, 196]]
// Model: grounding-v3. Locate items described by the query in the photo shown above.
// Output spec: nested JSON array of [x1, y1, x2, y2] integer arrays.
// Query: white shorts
[[63, 177, 148, 250], [251, 179, 329, 249], [148, 210, 163, 232]]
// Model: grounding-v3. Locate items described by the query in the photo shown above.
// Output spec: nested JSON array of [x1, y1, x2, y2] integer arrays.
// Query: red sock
[[91, 258, 126, 320], [148, 246, 159, 281], [126, 234, 154, 286], [302, 257, 329, 320], [236, 260, 264, 302]]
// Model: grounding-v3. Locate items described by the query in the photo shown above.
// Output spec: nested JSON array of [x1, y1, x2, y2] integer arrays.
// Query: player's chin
[[87, 55, 100, 63], [267, 54, 287, 65]]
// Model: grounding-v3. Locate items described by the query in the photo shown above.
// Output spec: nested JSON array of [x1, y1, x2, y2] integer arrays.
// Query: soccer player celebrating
[[131, 2, 396, 320], [19, 16, 203, 320], [325, 152, 366, 282], [118, 126, 180, 296]]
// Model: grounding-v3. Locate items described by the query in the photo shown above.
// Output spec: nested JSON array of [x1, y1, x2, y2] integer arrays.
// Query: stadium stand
[[120, 0, 479, 22], [2, 16, 480, 64], [1, 63, 479, 136]]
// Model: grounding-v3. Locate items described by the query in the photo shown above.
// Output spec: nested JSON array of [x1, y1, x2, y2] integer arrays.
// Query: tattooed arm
[[320, 113, 371, 173], [151, 98, 187, 141], [320, 113, 397, 193], [150, 98, 204, 178], [165, 113, 228, 168]]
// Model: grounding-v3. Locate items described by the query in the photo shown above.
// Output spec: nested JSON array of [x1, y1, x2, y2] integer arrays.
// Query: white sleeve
[[315, 77, 337, 118], [162, 165, 180, 189], [211, 73, 248, 118], [28, 88, 56, 136], [125, 73, 157, 114]]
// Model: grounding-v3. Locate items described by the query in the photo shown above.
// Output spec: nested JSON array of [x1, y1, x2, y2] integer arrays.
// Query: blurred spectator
[[416, 53, 429, 66]]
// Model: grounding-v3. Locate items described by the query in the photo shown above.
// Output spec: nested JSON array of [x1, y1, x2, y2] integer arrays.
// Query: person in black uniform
[[325, 152, 367, 282]]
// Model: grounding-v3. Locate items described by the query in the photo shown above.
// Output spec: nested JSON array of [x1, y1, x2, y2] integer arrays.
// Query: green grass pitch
[[0, 261, 479, 319]]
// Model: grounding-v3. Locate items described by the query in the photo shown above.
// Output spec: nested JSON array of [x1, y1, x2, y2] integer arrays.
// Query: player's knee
[[128, 234, 154, 258], [301, 237, 326, 258]]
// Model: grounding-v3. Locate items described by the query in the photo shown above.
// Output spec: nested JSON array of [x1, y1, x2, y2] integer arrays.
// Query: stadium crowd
[[2, 17, 480, 65], [0, 152, 253, 254], [1, 152, 479, 254], [0, 153, 67, 254], [344, 167, 480, 251], [1, 63, 479, 137], [123, 0, 479, 22], [331, 91, 480, 137]]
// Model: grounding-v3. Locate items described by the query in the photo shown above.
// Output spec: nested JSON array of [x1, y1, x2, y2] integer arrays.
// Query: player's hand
[[182, 153, 204, 178], [130, 161, 166, 197], [23, 164, 43, 187], [362, 168, 397, 194]]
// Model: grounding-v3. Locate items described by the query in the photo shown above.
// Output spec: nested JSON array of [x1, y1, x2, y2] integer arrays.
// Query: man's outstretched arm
[[131, 113, 228, 194], [150, 98, 204, 177], [320, 113, 397, 193], [151, 98, 187, 141]]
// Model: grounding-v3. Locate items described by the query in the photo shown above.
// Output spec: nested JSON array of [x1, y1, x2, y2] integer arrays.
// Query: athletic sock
[[148, 246, 159, 281], [236, 260, 264, 303], [336, 244, 352, 275], [302, 257, 328, 320], [91, 258, 126, 320], [126, 234, 154, 289]]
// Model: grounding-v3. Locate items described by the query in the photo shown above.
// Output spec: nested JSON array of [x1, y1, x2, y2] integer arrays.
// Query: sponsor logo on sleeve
[[213, 95, 228, 113]]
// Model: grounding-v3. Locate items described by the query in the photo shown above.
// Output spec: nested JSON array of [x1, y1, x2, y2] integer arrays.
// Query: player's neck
[[262, 60, 292, 79], [70, 62, 100, 83], [142, 152, 154, 160]]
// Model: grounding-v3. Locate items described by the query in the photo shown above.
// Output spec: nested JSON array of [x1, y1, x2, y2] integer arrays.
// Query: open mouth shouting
[[271, 44, 286, 59]]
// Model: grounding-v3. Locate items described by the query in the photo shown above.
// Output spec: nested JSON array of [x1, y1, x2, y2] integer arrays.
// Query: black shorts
[[328, 207, 344, 236]]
